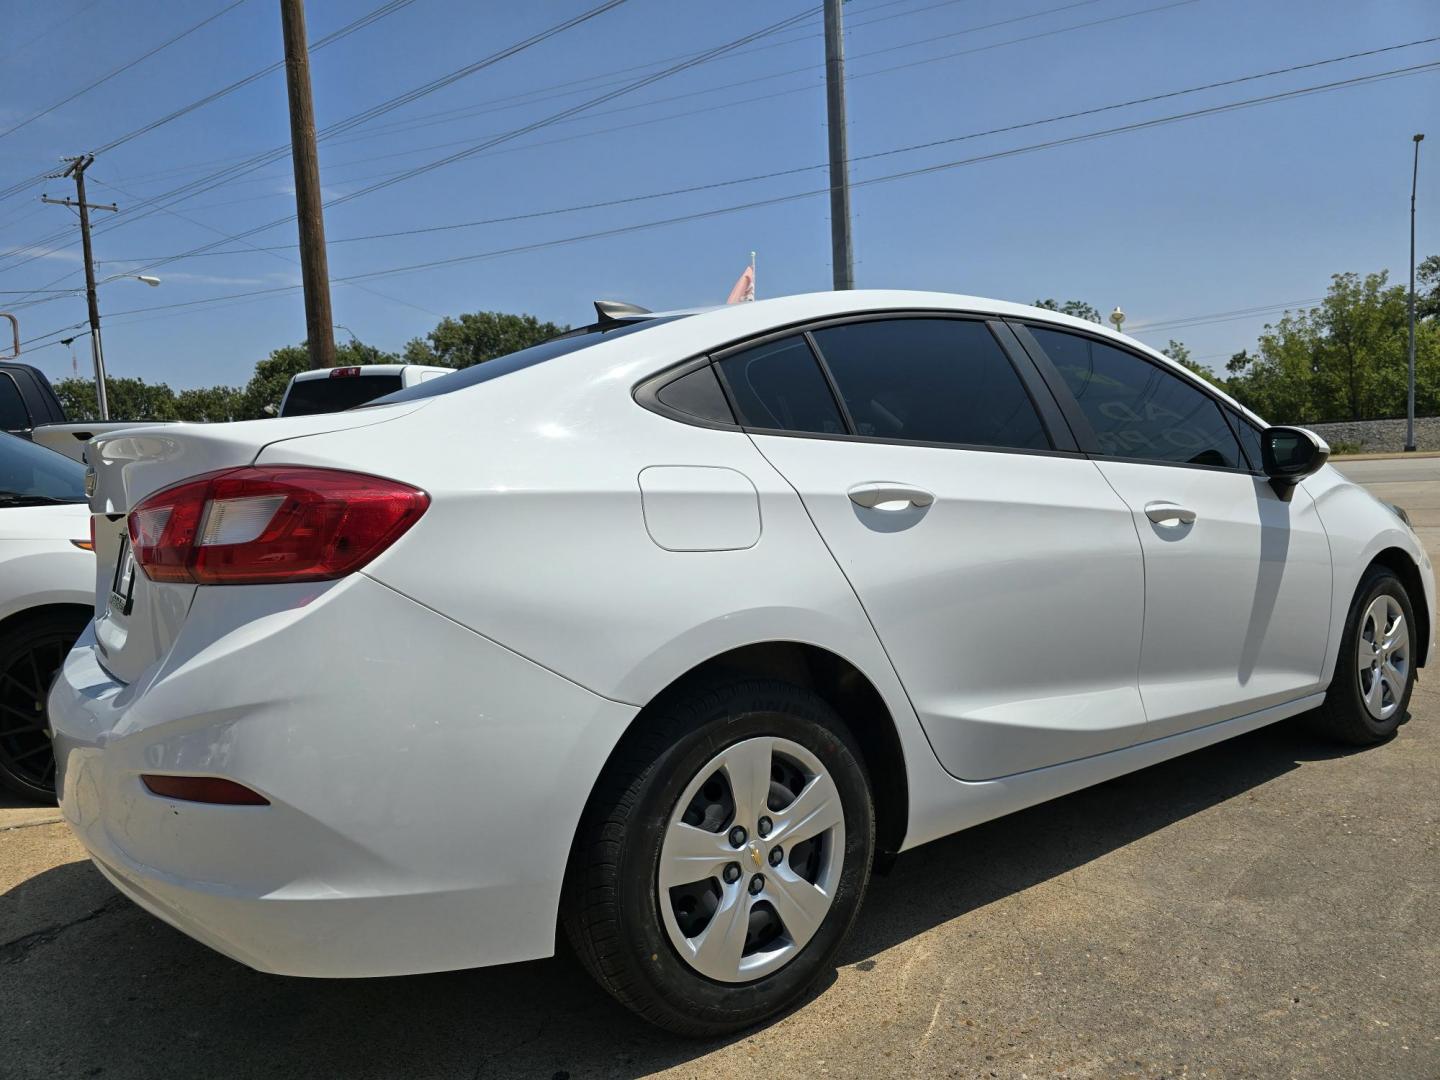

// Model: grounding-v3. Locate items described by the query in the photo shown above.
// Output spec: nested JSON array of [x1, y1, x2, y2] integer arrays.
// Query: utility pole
[[42, 154, 118, 419], [279, 0, 336, 369], [1406, 133, 1424, 453], [823, 0, 854, 290]]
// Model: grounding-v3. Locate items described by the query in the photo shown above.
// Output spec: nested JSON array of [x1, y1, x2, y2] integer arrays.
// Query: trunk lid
[[87, 404, 425, 683]]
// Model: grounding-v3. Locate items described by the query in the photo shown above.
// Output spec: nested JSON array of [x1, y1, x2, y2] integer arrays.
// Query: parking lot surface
[[3, 462, 1437, 1079]]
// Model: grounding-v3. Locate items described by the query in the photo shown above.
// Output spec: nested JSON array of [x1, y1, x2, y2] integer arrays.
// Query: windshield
[[364, 317, 686, 407], [281, 373, 405, 416], [0, 432, 86, 504]]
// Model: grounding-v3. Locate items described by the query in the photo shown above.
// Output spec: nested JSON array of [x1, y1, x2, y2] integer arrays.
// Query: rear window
[[365, 317, 686, 407], [281, 373, 404, 416], [0, 431, 86, 503]]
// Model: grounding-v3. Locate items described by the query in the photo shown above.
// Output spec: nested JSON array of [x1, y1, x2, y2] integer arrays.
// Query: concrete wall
[[1304, 417, 1440, 454]]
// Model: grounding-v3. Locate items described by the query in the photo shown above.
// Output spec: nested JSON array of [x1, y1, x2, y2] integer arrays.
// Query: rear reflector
[[141, 775, 270, 805], [129, 466, 429, 585]]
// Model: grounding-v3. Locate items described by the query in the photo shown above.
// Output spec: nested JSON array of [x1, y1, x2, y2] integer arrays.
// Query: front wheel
[[1310, 565, 1417, 745], [562, 678, 874, 1036]]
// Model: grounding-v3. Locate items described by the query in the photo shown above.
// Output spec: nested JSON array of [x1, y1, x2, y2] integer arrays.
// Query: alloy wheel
[[658, 735, 845, 984], [0, 632, 70, 793], [1357, 593, 1409, 721]]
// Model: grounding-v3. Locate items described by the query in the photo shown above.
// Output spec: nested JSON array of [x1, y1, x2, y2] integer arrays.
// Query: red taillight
[[128, 466, 429, 585], [329, 366, 361, 378], [142, 775, 270, 805]]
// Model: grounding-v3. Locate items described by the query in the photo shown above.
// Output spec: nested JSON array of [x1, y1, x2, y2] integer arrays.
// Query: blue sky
[[0, 0, 1437, 391]]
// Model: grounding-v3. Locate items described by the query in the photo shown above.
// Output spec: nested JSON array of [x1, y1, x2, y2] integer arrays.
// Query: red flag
[[725, 265, 755, 304]]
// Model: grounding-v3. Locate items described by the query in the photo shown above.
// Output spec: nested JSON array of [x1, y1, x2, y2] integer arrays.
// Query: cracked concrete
[[0, 462, 1436, 1078]]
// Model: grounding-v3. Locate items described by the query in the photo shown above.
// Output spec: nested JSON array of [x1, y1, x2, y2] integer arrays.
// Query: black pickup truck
[[0, 361, 169, 462], [0, 360, 67, 436]]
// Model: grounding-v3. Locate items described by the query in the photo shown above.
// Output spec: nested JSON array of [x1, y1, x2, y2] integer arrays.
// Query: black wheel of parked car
[[0, 610, 89, 802], [1310, 565, 1417, 746], [563, 677, 875, 1036]]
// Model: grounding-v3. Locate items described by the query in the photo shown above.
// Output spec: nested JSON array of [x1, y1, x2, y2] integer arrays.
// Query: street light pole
[[1406, 132, 1424, 453]]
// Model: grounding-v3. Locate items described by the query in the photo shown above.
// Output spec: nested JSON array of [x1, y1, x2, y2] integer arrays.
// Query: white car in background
[[0, 434, 93, 800], [277, 363, 451, 416], [49, 291, 1432, 1034]]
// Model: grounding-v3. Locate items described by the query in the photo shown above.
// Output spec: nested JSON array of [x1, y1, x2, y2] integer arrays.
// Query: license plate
[[109, 535, 137, 617]]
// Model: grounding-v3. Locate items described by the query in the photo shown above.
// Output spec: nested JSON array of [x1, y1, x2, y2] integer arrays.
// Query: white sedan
[[0, 434, 93, 799], [49, 291, 1431, 1034]]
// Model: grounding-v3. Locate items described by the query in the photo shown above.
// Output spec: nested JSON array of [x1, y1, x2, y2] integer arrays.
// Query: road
[[3, 467, 1437, 1080]]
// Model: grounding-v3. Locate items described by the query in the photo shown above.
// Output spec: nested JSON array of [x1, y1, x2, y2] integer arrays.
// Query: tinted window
[[0, 432, 86, 503], [281, 374, 404, 416], [367, 316, 686, 407], [717, 336, 846, 434], [810, 318, 1049, 449], [1029, 326, 1243, 469], [655, 364, 735, 424], [1230, 413, 1264, 472], [0, 374, 30, 432]]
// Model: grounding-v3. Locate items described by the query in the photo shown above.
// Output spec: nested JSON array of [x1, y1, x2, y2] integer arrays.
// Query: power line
[[0, 0, 422, 235], [0, 0, 251, 142], [86, 35, 1440, 270], [41, 51, 1428, 334], [81, 5, 823, 282], [0, 0, 635, 279]]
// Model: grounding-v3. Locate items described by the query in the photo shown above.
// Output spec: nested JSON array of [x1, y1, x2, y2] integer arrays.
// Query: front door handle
[[1144, 500, 1197, 526], [847, 482, 935, 510]]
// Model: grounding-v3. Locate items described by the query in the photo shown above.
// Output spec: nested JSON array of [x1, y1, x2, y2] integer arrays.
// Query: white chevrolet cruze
[[50, 291, 1431, 1034]]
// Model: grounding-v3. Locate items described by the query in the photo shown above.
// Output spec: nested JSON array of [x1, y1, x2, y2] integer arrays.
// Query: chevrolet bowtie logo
[[747, 843, 763, 868]]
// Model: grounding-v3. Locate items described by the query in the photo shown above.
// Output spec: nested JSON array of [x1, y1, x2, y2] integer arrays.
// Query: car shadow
[[0, 720, 1379, 1079]]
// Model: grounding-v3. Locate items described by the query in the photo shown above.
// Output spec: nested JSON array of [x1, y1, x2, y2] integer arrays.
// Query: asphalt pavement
[[2, 463, 1437, 1079]]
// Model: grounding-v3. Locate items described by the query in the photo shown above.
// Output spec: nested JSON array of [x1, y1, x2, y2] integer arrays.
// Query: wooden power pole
[[42, 155, 118, 419], [823, 0, 855, 291], [279, 0, 336, 369]]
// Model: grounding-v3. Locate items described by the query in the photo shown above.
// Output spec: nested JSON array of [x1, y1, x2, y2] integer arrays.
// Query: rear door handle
[[847, 482, 935, 510], [1144, 500, 1197, 526]]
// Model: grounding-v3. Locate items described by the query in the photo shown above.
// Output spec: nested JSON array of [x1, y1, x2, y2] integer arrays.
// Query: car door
[[1017, 323, 1333, 738], [714, 315, 1148, 781]]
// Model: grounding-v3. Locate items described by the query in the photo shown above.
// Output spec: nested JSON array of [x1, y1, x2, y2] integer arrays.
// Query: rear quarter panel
[[254, 344, 961, 845]]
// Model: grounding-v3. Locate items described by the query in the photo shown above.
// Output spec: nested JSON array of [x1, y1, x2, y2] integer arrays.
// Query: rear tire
[[1310, 565, 1416, 745], [0, 609, 90, 802], [562, 678, 874, 1036]]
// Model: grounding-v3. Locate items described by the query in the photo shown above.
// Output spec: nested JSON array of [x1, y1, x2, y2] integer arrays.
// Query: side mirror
[[1261, 426, 1329, 499]]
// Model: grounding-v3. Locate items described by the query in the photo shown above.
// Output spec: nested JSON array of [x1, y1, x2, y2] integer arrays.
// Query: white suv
[[49, 291, 1432, 1033]]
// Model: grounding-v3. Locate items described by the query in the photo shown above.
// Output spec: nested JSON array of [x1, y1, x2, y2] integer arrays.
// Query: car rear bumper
[[48, 573, 637, 978]]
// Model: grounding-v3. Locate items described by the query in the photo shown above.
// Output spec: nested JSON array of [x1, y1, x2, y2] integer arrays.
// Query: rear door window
[[809, 318, 1050, 450], [1028, 326, 1244, 469], [0, 374, 31, 432], [716, 336, 846, 435]]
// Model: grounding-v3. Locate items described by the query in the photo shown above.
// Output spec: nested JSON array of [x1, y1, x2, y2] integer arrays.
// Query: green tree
[[402, 311, 565, 369], [174, 385, 244, 422], [1224, 270, 1440, 423], [51, 376, 179, 421], [1033, 298, 1103, 324], [1163, 339, 1223, 386], [1417, 253, 1440, 321]]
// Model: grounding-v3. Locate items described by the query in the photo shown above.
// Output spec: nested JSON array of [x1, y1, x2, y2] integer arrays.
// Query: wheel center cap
[[747, 842, 763, 869]]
